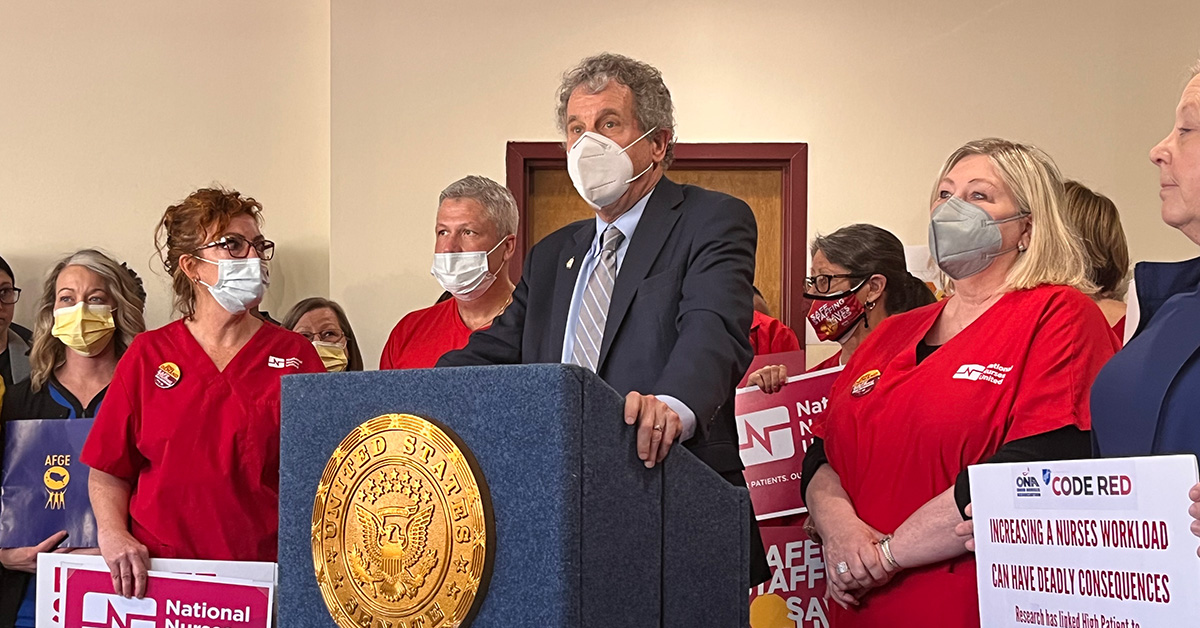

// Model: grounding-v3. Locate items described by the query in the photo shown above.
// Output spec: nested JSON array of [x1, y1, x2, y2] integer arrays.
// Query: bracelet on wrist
[[878, 535, 901, 570]]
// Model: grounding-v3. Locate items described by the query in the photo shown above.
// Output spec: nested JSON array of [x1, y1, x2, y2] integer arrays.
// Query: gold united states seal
[[313, 414, 493, 628]]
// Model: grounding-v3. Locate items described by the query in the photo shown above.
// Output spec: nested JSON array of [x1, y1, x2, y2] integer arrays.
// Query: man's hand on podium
[[624, 392, 681, 469]]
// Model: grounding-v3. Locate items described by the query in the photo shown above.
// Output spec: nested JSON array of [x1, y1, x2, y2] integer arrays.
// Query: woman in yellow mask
[[281, 297, 364, 372], [0, 249, 146, 627]]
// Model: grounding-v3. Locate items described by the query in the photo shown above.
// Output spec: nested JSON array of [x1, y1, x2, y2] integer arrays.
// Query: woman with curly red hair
[[82, 188, 323, 598]]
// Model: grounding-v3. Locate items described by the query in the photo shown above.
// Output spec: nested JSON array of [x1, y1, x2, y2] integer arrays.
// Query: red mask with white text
[[806, 292, 866, 343]]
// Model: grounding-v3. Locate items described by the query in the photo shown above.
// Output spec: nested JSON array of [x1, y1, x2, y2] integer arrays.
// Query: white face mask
[[430, 238, 507, 302], [566, 126, 658, 210], [196, 257, 266, 314]]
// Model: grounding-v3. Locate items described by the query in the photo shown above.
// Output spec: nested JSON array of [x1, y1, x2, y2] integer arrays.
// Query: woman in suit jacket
[[1088, 58, 1200, 555]]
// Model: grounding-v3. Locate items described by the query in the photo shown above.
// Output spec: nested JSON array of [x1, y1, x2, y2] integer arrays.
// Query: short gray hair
[[556, 53, 677, 167], [1190, 54, 1200, 79], [438, 175, 519, 237]]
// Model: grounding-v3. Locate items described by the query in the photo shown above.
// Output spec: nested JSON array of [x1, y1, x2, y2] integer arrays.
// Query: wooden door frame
[[505, 142, 808, 329]]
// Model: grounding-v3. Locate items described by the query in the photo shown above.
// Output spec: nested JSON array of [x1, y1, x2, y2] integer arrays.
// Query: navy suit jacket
[[1091, 255, 1200, 457], [438, 176, 757, 475]]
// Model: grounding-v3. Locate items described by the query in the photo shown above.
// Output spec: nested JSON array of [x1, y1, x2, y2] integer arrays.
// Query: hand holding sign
[[1190, 482, 1200, 558], [748, 364, 789, 394], [969, 456, 1200, 628], [955, 503, 976, 552], [98, 527, 149, 598], [0, 530, 69, 573]]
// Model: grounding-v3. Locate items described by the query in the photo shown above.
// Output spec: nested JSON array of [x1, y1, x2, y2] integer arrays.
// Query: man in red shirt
[[380, 176, 518, 369]]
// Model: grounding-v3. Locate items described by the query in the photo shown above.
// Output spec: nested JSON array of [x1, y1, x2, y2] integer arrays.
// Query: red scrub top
[[380, 298, 486, 370], [81, 320, 323, 562], [812, 285, 1118, 628], [750, 310, 800, 355]]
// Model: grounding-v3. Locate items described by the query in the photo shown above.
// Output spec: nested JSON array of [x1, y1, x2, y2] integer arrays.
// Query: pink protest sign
[[749, 522, 830, 628], [735, 365, 843, 520], [62, 567, 271, 628]]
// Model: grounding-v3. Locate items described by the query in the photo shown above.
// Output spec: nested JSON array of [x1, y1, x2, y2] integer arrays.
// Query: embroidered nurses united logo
[[268, 356, 304, 369], [952, 363, 1013, 385]]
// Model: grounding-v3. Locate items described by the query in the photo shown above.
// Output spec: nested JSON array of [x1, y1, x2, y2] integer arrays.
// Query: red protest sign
[[749, 521, 830, 628], [62, 567, 271, 628], [736, 364, 843, 520]]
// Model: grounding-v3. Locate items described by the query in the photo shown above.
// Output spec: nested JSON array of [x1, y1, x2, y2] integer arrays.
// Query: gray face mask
[[927, 196, 1028, 280]]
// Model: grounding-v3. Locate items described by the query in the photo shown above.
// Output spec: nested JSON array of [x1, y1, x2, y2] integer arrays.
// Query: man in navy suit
[[438, 52, 768, 584]]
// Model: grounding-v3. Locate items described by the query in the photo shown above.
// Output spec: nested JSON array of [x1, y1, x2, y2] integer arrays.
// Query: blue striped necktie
[[571, 226, 625, 371]]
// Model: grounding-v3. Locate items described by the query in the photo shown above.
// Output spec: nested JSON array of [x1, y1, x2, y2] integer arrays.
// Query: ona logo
[[81, 592, 156, 628], [1015, 468, 1041, 498], [736, 407, 794, 467]]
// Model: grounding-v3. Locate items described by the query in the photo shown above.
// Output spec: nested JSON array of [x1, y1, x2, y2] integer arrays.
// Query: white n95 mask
[[566, 126, 658, 210], [431, 238, 507, 301]]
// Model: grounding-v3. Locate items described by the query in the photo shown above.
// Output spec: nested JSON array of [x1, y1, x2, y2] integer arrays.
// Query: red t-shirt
[[81, 320, 323, 562], [749, 310, 800, 355], [812, 285, 1118, 627], [380, 298, 487, 370]]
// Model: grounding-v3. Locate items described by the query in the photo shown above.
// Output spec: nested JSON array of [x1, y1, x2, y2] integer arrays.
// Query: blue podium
[[279, 365, 750, 627]]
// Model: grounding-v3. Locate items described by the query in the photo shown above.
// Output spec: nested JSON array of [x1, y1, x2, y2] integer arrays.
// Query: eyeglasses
[[0, 287, 20, 305], [804, 274, 864, 294], [194, 234, 275, 261], [297, 329, 346, 344]]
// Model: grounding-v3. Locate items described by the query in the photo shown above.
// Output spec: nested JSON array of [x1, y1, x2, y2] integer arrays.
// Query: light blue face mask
[[927, 196, 1028, 280], [196, 257, 266, 314]]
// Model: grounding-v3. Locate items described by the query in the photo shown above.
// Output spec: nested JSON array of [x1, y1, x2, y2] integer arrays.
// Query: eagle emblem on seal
[[349, 501, 439, 601]]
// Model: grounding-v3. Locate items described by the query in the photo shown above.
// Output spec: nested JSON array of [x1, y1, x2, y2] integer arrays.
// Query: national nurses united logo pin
[[155, 362, 181, 389], [851, 369, 881, 397]]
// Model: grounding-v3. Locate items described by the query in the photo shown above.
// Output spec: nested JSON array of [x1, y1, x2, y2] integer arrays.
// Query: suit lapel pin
[[566, 257, 574, 269]]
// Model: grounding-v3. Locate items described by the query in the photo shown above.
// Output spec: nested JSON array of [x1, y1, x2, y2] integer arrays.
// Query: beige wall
[[0, 1, 330, 329], [2, 1, 1195, 367], [332, 0, 1200, 365]]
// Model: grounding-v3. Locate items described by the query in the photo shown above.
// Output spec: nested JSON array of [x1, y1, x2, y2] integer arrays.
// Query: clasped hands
[[816, 516, 902, 609]]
